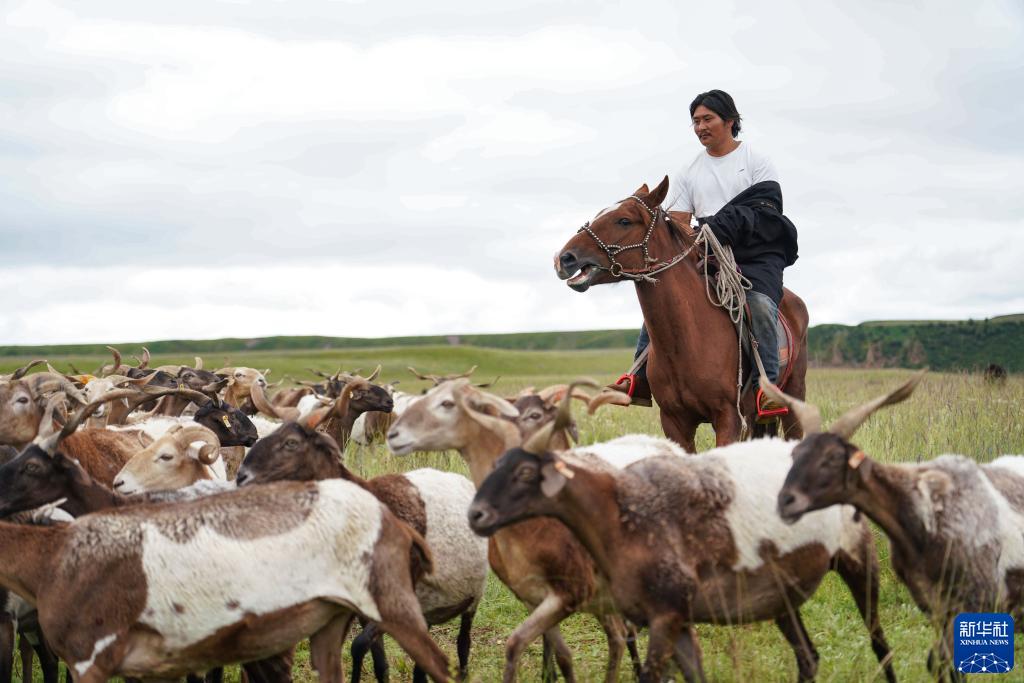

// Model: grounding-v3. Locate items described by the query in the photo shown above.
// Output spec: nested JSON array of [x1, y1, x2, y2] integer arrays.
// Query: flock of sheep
[[0, 350, 1020, 683]]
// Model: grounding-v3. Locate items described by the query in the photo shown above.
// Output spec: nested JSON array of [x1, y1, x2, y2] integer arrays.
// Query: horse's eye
[[617, 217, 631, 226]]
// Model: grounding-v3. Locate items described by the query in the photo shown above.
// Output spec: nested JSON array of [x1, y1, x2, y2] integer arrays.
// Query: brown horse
[[555, 176, 809, 451]]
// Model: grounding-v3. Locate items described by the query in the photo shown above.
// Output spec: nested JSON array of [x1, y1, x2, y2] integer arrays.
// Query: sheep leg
[[834, 547, 896, 682], [624, 621, 643, 680], [502, 593, 573, 683], [540, 633, 556, 683], [671, 626, 706, 683], [203, 667, 224, 683], [350, 619, 390, 683], [243, 650, 295, 683], [596, 613, 627, 683], [543, 627, 575, 682], [0, 615, 11, 683], [641, 613, 683, 682], [455, 610, 475, 679], [774, 611, 818, 682], [310, 612, 355, 683], [375, 618, 450, 683]]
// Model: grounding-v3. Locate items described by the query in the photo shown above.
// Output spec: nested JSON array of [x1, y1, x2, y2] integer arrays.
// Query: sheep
[[251, 368, 393, 450], [236, 416, 488, 683], [215, 365, 271, 414], [767, 371, 1023, 680], [386, 379, 642, 683], [0, 479, 452, 682], [466, 382, 897, 683], [113, 424, 225, 495], [351, 387, 418, 447], [0, 368, 86, 450], [0, 403, 453, 682]]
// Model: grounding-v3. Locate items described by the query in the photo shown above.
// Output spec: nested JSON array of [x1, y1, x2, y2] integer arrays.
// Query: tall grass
[[6, 349, 1023, 681]]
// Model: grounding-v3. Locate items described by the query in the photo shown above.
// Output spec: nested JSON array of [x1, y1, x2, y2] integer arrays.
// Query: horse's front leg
[[659, 409, 700, 453], [710, 404, 742, 447]]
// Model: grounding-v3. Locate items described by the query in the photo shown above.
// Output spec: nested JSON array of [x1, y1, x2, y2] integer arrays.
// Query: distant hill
[[1, 316, 1020, 372]]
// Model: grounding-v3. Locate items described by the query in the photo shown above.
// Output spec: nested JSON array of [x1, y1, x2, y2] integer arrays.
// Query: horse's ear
[[648, 176, 670, 207], [633, 183, 650, 196]]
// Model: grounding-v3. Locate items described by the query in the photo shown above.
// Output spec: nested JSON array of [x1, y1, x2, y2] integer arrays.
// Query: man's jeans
[[632, 290, 780, 387]]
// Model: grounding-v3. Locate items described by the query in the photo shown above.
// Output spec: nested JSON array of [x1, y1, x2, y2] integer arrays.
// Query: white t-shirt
[[665, 142, 778, 218]]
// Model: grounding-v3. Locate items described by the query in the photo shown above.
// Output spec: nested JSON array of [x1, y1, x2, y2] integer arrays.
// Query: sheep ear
[[464, 389, 519, 419], [540, 460, 571, 498]]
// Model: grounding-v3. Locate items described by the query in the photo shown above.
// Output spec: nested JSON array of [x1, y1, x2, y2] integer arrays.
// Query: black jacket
[[701, 180, 798, 304]]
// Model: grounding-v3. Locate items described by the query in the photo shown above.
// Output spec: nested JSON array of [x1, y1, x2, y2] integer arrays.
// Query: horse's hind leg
[[660, 412, 701, 453], [774, 611, 819, 682]]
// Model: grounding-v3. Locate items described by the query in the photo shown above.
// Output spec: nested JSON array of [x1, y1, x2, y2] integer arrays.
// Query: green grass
[[6, 349, 1024, 681]]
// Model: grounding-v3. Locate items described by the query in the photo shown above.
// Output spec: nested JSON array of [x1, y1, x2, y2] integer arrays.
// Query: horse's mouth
[[566, 265, 600, 292]]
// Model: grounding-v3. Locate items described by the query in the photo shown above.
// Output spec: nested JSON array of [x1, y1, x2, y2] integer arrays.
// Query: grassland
[[4, 346, 1024, 682]]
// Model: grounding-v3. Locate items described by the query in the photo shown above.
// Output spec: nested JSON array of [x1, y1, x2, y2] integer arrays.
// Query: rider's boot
[[607, 368, 653, 407]]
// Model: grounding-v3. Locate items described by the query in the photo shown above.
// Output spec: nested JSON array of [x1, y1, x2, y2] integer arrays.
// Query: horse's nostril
[[559, 251, 578, 270]]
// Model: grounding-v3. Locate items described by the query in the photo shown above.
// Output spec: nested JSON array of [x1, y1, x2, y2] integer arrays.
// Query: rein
[[578, 194, 763, 434], [576, 195, 701, 284]]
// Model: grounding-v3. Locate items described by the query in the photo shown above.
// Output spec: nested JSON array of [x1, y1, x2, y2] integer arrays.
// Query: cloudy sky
[[2, 0, 1021, 345]]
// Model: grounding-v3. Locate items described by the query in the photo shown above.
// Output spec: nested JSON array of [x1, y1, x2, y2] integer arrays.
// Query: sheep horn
[[38, 388, 154, 454], [407, 366, 433, 381], [758, 382, 822, 436], [45, 363, 83, 386], [829, 369, 927, 440], [307, 367, 332, 379], [105, 346, 124, 375], [473, 375, 500, 389], [365, 365, 382, 382], [587, 389, 632, 414], [455, 365, 479, 380], [67, 362, 83, 375], [23, 373, 88, 405], [193, 356, 203, 370], [10, 359, 46, 380], [134, 347, 151, 370], [173, 424, 222, 465], [35, 392, 68, 442], [250, 380, 299, 421], [523, 378, 599, 454]]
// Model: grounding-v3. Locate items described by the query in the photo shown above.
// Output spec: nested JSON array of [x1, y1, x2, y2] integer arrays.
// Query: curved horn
[[133, 347, 151, 370], [331, 380, 363, 419], [758, 382, 822, 436], [365, 365, 382, 382], [307, 367, 332, 379], [67, 362, 83, 375], [829, 370, 926, 440], [523, 378, 599, 454], [105, 346, 124, 375], [473, 375, 500, 389], [173, 424, 222, 465], [250, 380, 300, 421], [45, 363, 83, 386], [587, 389, 632, 414], [23, 373, 88, 405], [9, 359, 46, 380], [455, 365, 479, 380], [192, 356, 203, 370], [36, 392, 68, 441], [406, 366, 433, 381], [38, 388, 152, 454]]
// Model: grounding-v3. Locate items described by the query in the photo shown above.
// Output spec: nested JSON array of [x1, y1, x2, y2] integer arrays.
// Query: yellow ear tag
[[178, 383, 185, 390], [221, 415, 231, 428], [553, 460, 575, 479], [848, 450, 866, 469]]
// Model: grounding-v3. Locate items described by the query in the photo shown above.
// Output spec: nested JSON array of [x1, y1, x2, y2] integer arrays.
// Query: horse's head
[[555, 176, 672, 291]]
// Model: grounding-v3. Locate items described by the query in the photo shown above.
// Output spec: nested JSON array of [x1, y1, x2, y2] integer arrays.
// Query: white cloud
[[1, 0, 1021, 344]]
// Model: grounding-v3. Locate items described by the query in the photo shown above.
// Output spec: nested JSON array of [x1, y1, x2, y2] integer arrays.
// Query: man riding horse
[[607, 89, 798, 421]]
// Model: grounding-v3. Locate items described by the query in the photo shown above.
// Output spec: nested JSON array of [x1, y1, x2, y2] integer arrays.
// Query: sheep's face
[[468, 448, 565, 536], [348, 383, 393, 415], [0, 446, 71, 516], [236, 423, 342, 486], [511, 395, 578, 447], [0, 382, 42, 448], [82, 378, 119, 417], [388, 383, 468, 454], [194, 401, 258, 447], [388, 382, 518, 456], [176, 367, 221, 391], [777, 433, 858, 523], [114, 432, 219, 495]]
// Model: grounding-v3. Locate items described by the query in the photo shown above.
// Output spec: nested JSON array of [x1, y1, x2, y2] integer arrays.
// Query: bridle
[[576, 195, 700, 283]]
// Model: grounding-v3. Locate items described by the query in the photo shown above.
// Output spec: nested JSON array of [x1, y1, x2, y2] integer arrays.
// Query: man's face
[[691, 104, 732, 149]]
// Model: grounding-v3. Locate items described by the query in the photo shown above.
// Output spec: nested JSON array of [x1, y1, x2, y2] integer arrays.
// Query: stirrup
[[756, 387, 789, 423], [616, 373, 638, 397]]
